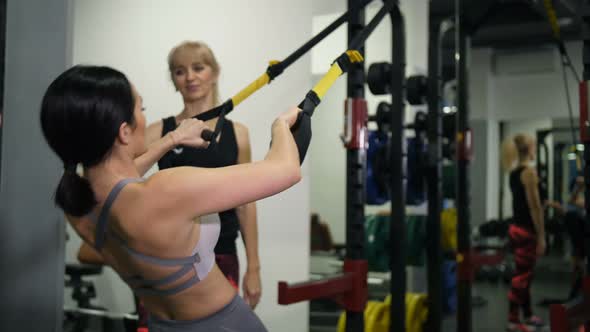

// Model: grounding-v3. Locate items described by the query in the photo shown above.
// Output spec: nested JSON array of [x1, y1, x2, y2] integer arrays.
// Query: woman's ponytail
[[501, 137, 518, 172], [55, 165, 96, 217]]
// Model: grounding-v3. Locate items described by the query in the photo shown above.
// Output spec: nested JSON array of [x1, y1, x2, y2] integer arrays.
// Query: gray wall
[[0, 0, 71, 331], [470, 120, 488, 226]]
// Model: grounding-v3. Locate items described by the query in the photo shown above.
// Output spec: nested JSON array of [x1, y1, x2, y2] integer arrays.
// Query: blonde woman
[[145, 41, 262, 309], [501, 134, 547, 332]]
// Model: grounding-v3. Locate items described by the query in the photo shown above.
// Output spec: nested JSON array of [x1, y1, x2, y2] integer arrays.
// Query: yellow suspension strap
[[541, 0, 582, 165], [198, 0, 385, 145], [194, 0, 376, 143], [542, 0, 572, 60], [543, 0, 561, 40], [198, 60, 280, 144], [291, 50, 364, 163], [230, 60, 280, 107]]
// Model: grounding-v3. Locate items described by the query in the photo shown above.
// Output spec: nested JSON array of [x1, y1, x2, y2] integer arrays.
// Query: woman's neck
[[85, 151, 140, 193], [518, 159, 530, 167], [177, 94, 215, 120]]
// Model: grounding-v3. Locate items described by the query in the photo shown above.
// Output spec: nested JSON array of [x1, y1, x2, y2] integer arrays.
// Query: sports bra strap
[[94, 178, 144, 250]]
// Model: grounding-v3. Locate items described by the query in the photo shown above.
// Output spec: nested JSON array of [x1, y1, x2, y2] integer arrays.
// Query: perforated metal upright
[[580, 5, 590, 332], [387, 3, 406, 332], [344, 1, 367, 331], [455, 3, 473, 332]]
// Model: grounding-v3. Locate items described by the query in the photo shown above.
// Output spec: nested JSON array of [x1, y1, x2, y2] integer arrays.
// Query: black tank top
[[509, 166, 535, 232], [158, 116, 240, 254]]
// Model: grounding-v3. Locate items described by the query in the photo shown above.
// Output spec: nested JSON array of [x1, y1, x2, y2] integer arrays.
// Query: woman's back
[[41, 65, 303, 331], [509, 166, 535, 232], [69, 176, 236, 320]]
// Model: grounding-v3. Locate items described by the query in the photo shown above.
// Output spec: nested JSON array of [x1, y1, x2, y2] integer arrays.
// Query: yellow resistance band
[[544, 0, 560, 40], [231, 60, 280, 107], [231, 49, 362, 109], [311, 50, 364, 100]]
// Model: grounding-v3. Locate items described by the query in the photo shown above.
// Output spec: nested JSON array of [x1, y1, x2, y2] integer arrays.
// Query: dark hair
[[40, 65, 135, 217], [311, 213, 320, 225]]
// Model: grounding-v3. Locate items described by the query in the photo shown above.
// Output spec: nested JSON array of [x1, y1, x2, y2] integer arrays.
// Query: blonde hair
[[167, 41, 221, 106], [501, 134, 533, 171]]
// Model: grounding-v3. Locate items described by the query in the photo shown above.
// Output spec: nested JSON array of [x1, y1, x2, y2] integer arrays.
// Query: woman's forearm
[[237, 202, 260, 271], [531, 208, 545, 238], [265, 120, 300, 170], [134, 132, 176, 175]]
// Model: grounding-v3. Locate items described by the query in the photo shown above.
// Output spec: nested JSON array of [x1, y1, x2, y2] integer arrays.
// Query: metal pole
[[0, 0, 5, 190], [581, 9, 590, 330], [346, 1, 366, 331], [425, 15, 444, 332], [389, 4, 406, 332], [455, 0, 473, 330]]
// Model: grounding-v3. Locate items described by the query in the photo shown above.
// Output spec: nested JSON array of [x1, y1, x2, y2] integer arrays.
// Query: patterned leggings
[[507, 224, 537, 321], [216, 254, 240, 289]]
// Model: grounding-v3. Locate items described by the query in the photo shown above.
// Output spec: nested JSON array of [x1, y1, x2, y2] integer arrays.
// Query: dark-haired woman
[[41, 65, 301, 331]]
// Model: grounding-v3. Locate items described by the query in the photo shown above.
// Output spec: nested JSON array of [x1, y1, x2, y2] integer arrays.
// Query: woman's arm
[[545, 200, 565, 215], [77, 242, 105, 265], [135, 119, 210, 175], [233, 122, 261, 308], [569, 176, 585, 208], [134, 121, 173, 175], [522, 167, 546, 255], [145, 107, 302, 222]]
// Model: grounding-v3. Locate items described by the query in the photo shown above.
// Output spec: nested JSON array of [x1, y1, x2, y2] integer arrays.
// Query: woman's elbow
[[530, 205, 544, 215], [76, 251, 85, 263], [77, 247, 104, 265], [281, 162, 302, 188], [290, 166, 302, 186], [77, 251, 95, 264]]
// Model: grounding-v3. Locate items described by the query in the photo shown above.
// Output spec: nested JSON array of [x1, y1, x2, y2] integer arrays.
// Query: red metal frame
[[278, 260, 368, 312], [457, 129, 473, 162], [456, 249, 505, 282], [549, 79, 590, 332], [342, 98, 368, 149], [280, 99, 369, 311], [580, 82, 590, 143], [550, 276, 590, 332]]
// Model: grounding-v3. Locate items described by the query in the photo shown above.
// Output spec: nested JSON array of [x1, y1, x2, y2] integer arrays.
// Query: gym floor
[[443, 270, 570, 332], [310, 255, 573, 332]]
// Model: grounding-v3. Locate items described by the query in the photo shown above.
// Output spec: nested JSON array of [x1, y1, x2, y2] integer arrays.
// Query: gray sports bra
[[92, 178, 220, 296]]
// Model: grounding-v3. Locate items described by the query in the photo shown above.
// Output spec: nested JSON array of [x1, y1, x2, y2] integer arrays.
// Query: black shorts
[[564, 210, 585, 258]]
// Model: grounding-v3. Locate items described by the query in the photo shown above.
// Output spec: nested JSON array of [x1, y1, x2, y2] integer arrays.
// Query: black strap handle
[[196, 101, 231, 151], [201, 129, 215, 141], [290, 91, 320, 164], [193, 100, 233, 122]]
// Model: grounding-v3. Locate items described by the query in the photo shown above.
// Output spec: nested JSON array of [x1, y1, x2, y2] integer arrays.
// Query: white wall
[[469, 48, 502, 224], [486, 120, 500, 220], [470, 48, 493, 121], [310, 0, 429, 243], [492, 43, 581, 121], [69, 1, 312, 330]]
